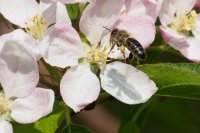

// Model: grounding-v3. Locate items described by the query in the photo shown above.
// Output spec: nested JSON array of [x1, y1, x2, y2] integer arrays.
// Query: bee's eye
[[111, 29, 118, 35]]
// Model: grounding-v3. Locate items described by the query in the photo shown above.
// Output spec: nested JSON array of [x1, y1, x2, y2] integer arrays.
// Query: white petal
[[56, 1, 71, 24], [40, 2, 57, 27], [40, 1, 71, 26], [181, 36, 200, 62], [159, 0, 197, 26], [44, 23, 84, 68], [11, 88, 54, 124], [125, 0, 160, 22], [100, 62, 157, 104], [60, 65, 100, 112], [0, 31, 39, 99], [79, 0, 125, 44], [108, 45, 130, 59], [0, 0, 40, 27], [160, 25, 188, 50], [0, 119, 13, 133]]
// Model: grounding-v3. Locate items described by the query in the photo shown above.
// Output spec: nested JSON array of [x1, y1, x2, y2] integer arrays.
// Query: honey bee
[[104, 27, 147, 61]]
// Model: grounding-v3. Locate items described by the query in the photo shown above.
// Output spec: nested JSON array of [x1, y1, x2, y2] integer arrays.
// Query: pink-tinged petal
[[60, 65, 100, 112], [0, 119, 13, 133], [125, 0, 161, 22], [44, 23, 84, 68], [0, 0, 40, 27], [159, 0, 197, 26], [160, 25, 200, 62], [10, 88, 54, 124], [80, 0, 125, 44], [160, 25, 188, 50], [180, 36, 200, 62], [195, 0, 200, 8], [100, 62, 157, 104], [0, 31, 39, 99], [114, 15, 155, 49]]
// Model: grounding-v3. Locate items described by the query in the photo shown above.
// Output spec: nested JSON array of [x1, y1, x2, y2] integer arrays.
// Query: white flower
[[0, 0, 71, 59], [0, 38, 54, 133], [159, 0, 200, 62], [44, 0, 158, 112]]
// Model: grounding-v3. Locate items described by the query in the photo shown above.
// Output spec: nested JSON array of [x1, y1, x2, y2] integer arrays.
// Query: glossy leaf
[[138, 63, 200, 100]]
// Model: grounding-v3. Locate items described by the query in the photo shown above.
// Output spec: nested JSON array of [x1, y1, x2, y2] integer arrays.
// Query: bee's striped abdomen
[[125, 38, 146, 60]]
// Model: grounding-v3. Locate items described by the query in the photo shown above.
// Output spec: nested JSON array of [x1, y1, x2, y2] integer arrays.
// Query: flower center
[[0, 93, 10, 116], [170, 10, 197, 36], [87, 48, 108, 67], [25, 14, 48, 40]]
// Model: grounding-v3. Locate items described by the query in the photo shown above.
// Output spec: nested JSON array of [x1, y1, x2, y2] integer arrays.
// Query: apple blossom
[[159, 0, 200, 62], [0, 38, 54, 133], [0, 0, 70, 59], [44, 0, 157, 112]]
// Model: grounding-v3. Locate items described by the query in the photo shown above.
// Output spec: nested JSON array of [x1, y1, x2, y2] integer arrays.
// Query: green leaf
[[66, 4, 79, 20], [13, 101, 66, 133], [119, 105, 143, 133], [138, 63, 200, 100], [142, 99, 200, 133], [119, 99, 159, 133], [34, 102, 66, 133], [64, 123, 93, 133], [12, 123, 38, 133]]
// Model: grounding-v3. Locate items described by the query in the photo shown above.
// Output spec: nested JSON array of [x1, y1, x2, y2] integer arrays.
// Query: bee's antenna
[[103, 26, 112, 32]]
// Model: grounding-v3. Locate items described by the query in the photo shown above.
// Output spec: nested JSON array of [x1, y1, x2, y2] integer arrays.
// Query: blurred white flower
[[159, 0, 200, 62]]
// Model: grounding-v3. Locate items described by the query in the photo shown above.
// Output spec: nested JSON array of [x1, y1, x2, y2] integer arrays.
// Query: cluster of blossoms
[[0, 0, 200, 132]]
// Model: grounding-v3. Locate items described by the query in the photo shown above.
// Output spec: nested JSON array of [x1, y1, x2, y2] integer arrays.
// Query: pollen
[[170, 10, 197, 36], [0, 93, 10, 115], [25, 14, 47, 40], [87, 47, 108, 67]]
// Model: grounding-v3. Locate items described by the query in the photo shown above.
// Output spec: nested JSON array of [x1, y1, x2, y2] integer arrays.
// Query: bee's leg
[[123, 53, 126, 63], [127, 53, 134, 64], [108, 42, 115, 54]]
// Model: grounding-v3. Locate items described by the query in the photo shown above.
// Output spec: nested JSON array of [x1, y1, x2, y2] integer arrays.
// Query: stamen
[[87, 47, 108, 67], [170, 10, 197, 36], [0, 93, 10, 115], [25, 14, 47, 40]]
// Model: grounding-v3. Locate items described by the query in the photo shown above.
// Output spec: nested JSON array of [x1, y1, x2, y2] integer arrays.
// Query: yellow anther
[[87, 48, 108, 67], [25, 14, 47, 40], [170, 10, 197, 36], [0, 93, 10, 115]]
